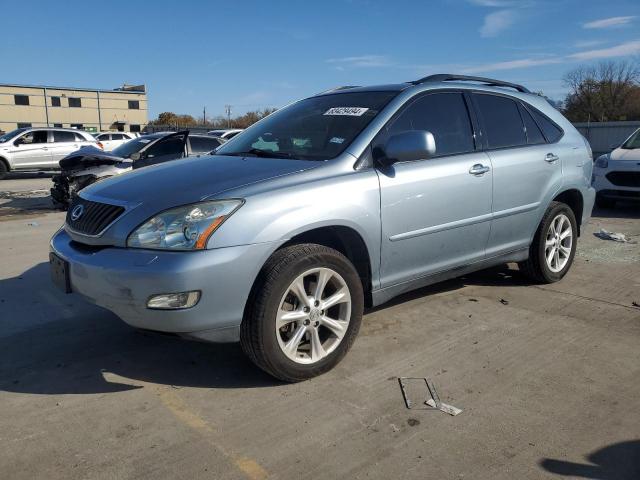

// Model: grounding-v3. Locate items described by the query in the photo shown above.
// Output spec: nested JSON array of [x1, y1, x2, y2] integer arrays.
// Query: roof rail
[[315, 85, 361, 95], [410, 74, 530, 93]]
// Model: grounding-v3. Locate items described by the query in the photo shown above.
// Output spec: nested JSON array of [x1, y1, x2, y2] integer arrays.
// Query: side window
[[97, 134, 110, 141], [53, 131, 77, 142], [189, 136, 221, 153], [518, 104, 545, 145], [20, 131, 48, 144], [473, 93, 526, 149], [68, 97, 81, 108], [112, 133, 124, 140], [145, 136, 185, 158], [530, 109, 563, 143], [74, 132, 87, 142], [51, 96, 61, 107], [375, 92, 475, 158]]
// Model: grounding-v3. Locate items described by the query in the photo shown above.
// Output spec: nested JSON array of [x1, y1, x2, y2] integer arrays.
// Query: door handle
[[545, 153, 559, 163], [42, 147, 48, 151], [469, 164, 490, 175]]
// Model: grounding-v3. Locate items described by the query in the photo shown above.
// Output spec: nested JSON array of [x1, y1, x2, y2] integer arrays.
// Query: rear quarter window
[[530, 108, 563, 143]]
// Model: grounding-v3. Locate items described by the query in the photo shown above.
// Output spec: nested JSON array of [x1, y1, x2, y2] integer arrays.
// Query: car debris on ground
[[594, 229, 637, 244], [398, 377, 463, 416]]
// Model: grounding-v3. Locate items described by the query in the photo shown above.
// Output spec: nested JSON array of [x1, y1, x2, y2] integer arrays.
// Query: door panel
[[8, 131, 51, 169], [379, 152, 493, 286], [50, 131, 82, 165]]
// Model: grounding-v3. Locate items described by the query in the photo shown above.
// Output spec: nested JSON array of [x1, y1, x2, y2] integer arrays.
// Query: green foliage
[[148, 108, 277, 129]]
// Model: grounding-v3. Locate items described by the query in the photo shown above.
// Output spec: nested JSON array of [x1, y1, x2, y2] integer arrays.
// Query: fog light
[[147, 291, 201, 310]]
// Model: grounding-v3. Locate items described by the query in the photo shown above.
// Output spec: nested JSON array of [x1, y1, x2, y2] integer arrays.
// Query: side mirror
[[129, 152, 141, 161], [378, 131, 436, 167]]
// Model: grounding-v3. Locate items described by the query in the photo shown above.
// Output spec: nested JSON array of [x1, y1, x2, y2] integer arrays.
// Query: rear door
[[8, 130, 51, 169], [471, 92, 564, 256], [376, 91, 493, 287], [50, 130, 83, 164], [134, 132, 188, 169]]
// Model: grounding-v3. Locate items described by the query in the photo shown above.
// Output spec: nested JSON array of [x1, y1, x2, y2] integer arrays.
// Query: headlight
[[594, 155, 609, 169], [127, 199, 243, 250]]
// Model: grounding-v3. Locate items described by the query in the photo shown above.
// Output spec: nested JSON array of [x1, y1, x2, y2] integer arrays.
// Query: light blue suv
[[50, 74, 595, 381]]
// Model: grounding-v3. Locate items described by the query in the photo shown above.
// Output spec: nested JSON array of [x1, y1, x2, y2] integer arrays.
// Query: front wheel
[[0, 161, 8, 180], [241, 244, 364, 382], [519, 201, 578, 283]]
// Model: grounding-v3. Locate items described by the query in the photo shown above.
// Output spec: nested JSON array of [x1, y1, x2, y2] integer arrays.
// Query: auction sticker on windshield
[[324, 107, 369, 116]]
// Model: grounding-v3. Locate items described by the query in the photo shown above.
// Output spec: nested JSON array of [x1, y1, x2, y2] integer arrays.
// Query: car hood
[[610, 148, 640, 161], [59, 146, 128, 171], [82, 154, 320, 208]]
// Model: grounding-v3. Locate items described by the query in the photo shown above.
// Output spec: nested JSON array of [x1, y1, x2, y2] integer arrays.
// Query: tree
[[562, 60, 640, 122], [148, 108, 277, 129]]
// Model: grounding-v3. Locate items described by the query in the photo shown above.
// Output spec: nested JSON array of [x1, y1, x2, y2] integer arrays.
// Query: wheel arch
[[0, 156, 10, 172], [552, 189, 584, 236]]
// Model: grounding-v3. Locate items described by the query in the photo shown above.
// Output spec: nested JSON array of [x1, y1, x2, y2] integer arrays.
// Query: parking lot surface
[[1, 175, 639, 479]]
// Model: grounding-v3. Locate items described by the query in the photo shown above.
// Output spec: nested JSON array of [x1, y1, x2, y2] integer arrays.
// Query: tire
[[0, 160, 8, 180], [595, 193, 616, 209], [241, 243, 364, 382], [519, 201, 578, 284]]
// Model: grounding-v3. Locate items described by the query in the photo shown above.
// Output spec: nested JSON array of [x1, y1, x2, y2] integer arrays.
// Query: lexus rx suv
[[50, 74, 595, 381]]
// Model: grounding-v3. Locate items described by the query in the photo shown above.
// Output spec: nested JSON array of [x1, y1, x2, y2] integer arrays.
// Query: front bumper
[[593, 166, 640, 201], [50, 229, 276, 342]]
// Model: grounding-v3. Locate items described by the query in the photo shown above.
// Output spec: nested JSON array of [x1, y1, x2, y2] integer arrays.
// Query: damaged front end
[[51, 147, 132, 209]]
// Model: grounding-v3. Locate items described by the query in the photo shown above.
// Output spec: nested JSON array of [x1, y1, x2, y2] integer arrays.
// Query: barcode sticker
[[323, 107, 369, 116]]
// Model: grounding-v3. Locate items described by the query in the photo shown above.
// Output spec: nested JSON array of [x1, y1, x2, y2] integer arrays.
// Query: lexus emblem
[[70, 204, 85, 221]]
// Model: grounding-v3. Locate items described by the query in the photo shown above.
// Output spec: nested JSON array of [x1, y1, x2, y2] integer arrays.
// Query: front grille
[[66, 198, 124, 236], [606, 171, 640, 188]]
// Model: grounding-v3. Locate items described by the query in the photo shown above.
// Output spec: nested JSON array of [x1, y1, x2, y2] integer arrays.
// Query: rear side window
[[146, 136, 186, 158], [75, 132, 87, 141], [377, 92, 475, 157], [518, 104, 545, 145], [474, 94, 526, 149], [112, 133, 125, 140], [53, 131, 77, 142], [530, 109, 563, 143], [189, 136, 222, 153]]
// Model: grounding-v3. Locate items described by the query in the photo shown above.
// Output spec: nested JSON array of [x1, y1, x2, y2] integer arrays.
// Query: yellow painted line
[[158, 388, 268, 480]]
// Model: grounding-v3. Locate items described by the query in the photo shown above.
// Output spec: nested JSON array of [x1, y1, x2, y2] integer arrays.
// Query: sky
[[2, 0, 639, 120]]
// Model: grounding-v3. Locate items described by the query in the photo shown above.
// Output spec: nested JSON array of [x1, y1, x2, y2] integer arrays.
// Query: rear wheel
[[241, 244, 364, 382], [595, 193, 616, 209], [519, 201, 577, 283]]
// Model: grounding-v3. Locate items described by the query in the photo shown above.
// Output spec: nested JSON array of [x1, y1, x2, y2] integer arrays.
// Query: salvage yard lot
[[1, 175, 639, 479]]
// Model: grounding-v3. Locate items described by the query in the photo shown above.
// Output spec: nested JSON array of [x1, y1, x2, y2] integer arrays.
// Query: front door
[[8, 130, 51, 169], [376, 91, 493, 287]]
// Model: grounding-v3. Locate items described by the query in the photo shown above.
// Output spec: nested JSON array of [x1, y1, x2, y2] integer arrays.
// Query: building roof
[[0, 82, 146, 94]]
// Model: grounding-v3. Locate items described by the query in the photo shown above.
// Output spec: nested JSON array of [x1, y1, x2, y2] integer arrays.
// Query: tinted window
[[54, 131, 77, 142], [128, 100, 140, 109], [474, 94, 526, 149], [51, 96, 61, 107], [20, 131, 48, 144], [530, 109, 563, 143], [97, 134, 110, 140], [74, 132, 87, 141], [190, 136, 221, 153], [146, 136, 185, 158], [14, 95, 29, 106], [112, 133, 124, 140], [70, 123, 83, 129], [519, 104, 545, 145], [53, 123, 63, 128], [376, 92, 475, 157], [17, 123, 32, 129], [130, 124, 141, 132], [68, 97, 81, 108]]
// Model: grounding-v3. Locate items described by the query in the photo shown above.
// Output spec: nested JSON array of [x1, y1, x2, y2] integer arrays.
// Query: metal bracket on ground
[[398, 377, 463, 416]]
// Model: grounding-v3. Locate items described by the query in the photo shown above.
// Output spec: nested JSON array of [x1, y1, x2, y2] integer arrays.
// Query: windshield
[[112, 136, 156, 158], [621, 129, 640, 150], [215, 91, 397, 160], [0, 128, 28, 143]]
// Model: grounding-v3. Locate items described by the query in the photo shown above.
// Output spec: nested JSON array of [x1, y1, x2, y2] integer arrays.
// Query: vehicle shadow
[[0, 189, 57, 217], [539, 440, 640, 479], [5, 171, 56, 180], [0, 263, 280, 396], [592, 203, 640, 220], [367, 263, 530, 313]]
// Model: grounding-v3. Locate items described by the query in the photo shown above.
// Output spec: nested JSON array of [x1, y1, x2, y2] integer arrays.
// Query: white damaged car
[[592, 128, 640, 208]]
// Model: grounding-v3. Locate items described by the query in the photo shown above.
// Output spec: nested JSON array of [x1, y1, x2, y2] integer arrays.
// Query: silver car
[[50, 74, 595, 381], [0, 127, 98, 178]]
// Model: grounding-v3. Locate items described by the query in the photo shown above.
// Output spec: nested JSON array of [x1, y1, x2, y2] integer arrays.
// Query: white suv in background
[[592, 128, 640, 208], [94, 132, 137, 151], [0, 127, 99, 179]]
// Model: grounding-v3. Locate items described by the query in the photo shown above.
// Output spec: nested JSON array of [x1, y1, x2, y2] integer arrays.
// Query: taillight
[[97, 142, 104, 150]]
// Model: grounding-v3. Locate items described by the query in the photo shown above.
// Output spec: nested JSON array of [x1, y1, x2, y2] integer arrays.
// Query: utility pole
[[225, 105, 232, 128], [203, 106, 206, 125]]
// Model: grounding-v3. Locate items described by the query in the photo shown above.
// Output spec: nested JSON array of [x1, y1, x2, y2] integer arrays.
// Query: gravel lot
[[1, 174, 639, 479]]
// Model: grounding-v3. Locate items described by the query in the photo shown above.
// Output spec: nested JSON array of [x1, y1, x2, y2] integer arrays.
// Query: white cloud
[[480, 9, 516, 37], [573, 40, 606, 48], [583, 16, 636, 29], [461, 56, 562, 74], [469, 0, 515, 5], [326, 55, 392, 68], [568, 39, 640, 60]]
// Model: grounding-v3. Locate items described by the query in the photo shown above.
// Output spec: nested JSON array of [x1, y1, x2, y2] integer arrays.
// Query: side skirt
[[371, 248, 529, 307]]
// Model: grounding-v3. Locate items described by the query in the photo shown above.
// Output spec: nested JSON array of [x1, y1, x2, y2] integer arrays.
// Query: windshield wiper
[[226, 148, 295, 159]]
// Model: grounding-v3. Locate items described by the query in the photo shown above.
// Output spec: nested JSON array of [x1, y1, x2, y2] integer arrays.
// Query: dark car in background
[[51, 131, 223, 207]]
